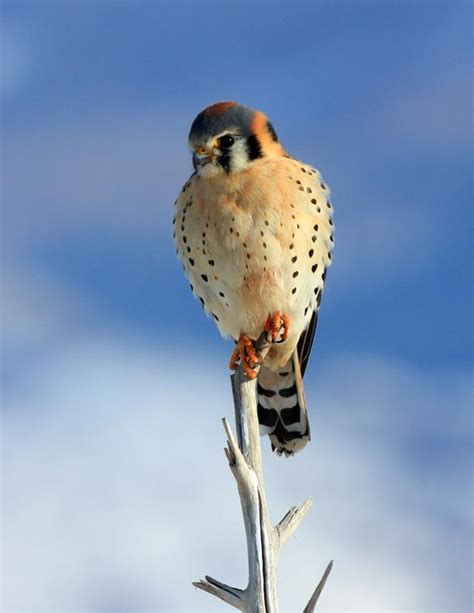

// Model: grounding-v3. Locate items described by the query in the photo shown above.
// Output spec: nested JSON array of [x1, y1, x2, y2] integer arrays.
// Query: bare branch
[[276, 498, 313, 548], [303, 561, 334, 613], [193, 576, 244, 609], [193, 331, 333, 611]]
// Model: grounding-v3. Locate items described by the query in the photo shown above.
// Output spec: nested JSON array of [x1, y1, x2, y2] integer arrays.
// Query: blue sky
[[1, 1, 472, 611]]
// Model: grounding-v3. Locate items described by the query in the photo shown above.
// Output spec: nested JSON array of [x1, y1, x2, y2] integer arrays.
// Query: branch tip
[[302, 560, 334, 612]]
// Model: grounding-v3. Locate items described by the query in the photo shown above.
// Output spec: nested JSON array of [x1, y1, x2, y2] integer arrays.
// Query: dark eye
[[218, 134, 235, 148]]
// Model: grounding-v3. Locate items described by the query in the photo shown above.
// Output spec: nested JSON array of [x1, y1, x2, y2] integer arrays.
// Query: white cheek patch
[[229, 139, 250, 172]]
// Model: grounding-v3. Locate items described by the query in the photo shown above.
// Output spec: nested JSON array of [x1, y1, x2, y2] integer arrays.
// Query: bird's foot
[[229, 335, 261, 379], [264, 310, 291, 343]]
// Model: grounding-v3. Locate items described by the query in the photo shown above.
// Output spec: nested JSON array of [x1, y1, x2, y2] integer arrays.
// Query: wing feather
[[297, 309, 319, 377]]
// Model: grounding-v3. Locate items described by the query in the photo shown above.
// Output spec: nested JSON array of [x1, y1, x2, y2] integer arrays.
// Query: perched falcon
[[173, 102, 334, 456]]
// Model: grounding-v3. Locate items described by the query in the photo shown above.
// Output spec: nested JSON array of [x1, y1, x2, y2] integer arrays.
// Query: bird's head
[[188, 101, 287, 177]]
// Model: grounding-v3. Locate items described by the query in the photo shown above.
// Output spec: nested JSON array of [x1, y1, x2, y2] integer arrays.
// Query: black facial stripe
[[218, 154, 232, 173], [246, 134, 263, 160], [266, 121, 279, 142]]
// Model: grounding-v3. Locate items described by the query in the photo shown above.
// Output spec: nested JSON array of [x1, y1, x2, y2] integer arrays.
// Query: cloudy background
[[1, 1, 472, 611]]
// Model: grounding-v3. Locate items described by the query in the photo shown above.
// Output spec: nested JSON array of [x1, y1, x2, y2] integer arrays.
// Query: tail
[[257, 352, 310, 456]]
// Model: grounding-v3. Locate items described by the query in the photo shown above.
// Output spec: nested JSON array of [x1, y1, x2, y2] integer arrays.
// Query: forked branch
[[193, 328, 332, 611]]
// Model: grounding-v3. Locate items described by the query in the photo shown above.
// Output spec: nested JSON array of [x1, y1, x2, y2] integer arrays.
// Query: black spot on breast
[[312, 236, 317, 242], [212, 313, 219, 321], [208, 260, 215, 266], [289, 243, 294, 249], [322, 270, 327, 281], [291, 256, 297, 263], [201, 274, 208, 282], [311, 198, 317, 205], [312, 263, 318, 273], [314, 224, 319, 231], [219, 291, 225, 298], [292, 271, 299, 278], [309, 249, 314, 257], [317, 292, 322, 307], [306, 187, 312, 193], [321, 182, 327, 190], [189, 258, 195, 266], [292, 287, 297, 294]]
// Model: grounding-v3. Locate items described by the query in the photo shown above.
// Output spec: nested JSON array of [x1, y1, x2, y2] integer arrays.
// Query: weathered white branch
[[193, 328, 332, 611], [276, 498, 313, 548], [303, 561, 334, 612], [192, 575, 244, 609]]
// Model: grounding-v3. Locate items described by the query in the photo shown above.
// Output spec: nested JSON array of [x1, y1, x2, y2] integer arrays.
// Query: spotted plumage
[[173, 101, 334, 456]]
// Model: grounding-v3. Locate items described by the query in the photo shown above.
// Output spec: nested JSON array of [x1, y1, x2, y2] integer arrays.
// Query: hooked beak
[[193, 149, 216, 171]]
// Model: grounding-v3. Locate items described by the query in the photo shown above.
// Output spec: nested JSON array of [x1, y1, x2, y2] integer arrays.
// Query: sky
[[1, 1, 472, 612]]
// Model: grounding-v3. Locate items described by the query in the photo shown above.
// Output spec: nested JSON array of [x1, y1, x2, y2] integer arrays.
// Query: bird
[[173, 102, 334, 456]]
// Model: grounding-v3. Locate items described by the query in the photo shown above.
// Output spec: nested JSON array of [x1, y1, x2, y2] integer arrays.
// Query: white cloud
[[2, 332, 471, 611], [1, 265, 471, 611], [1, 263, 95, 350]]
